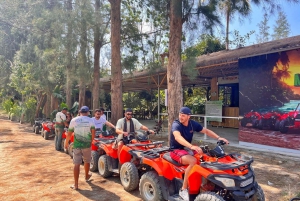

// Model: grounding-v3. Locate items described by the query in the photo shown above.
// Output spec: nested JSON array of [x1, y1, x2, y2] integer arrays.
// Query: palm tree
[[218, 0, 251, 50]]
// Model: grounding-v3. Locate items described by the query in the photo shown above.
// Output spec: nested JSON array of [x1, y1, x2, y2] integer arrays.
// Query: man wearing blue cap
[[170, 106, 229, 201], [65, 106, 95, 190]]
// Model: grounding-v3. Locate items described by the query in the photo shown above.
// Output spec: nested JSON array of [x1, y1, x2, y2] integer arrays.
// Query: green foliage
[[256, 12, 270, 43], [183, 87, 208, 114], [2, 99, 14, 114], [60, 102, 68, 110], [229, 30, 255, 48], [272, 11, 290, 40], [23, 97, 37, 123]]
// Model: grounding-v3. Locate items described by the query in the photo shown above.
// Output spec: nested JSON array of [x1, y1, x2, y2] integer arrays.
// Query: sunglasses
[[126, 113, 133, 116]]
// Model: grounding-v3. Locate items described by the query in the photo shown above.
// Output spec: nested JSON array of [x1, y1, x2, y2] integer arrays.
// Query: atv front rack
[[201, 153, 253, 170], [141, 147, 171, 159]]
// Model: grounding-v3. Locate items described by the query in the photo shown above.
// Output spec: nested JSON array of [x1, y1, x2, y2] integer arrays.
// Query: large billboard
[[239, 49, 300, 150]]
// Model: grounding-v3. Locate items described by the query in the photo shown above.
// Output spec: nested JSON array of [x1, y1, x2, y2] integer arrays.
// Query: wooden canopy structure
[[99, 35, 300, 92]]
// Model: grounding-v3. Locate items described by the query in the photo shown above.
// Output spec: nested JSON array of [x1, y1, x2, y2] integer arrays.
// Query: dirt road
[[0, 115, 299, 201]]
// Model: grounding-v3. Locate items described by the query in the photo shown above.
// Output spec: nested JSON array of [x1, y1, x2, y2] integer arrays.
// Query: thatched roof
[[100, 35, 300, 92]]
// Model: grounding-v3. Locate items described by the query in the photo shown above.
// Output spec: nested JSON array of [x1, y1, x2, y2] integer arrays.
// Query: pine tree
[[272, 11, 290, 40], [256, 12, 270, 43]]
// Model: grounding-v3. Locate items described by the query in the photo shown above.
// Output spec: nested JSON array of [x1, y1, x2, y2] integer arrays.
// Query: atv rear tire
[[273, 120, 280, 131], [90, 151, 99, 172], [44, 131, 49, 140], [120, 162, 139, 191], [279, 119, 289, 134], [68, 142, 74, 158], [241, 118, 247, 127], [139, 171, 165, 201], [257, 119, 263, 130], [252, 184, 265, 201], [35, 126, 40, 134], [194, 192, 225, 201], [98, 155, 113, 178]]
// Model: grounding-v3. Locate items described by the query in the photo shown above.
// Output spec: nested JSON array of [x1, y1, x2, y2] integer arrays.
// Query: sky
[[224, 2, 300, 46]]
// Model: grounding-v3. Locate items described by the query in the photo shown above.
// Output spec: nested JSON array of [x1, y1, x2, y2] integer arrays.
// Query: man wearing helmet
[[115, 108, 155, 158], [170, 107, 229, 201]]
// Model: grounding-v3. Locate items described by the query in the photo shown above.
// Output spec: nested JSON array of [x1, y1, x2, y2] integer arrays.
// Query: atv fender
[[188, 165, 215, 194], [141, 157, 164, 176]]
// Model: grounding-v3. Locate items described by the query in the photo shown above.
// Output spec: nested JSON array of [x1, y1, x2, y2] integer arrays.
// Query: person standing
[[65, 106, 95, 190], [55, 107, 68, 151], [170, 107, 229, 201], [115, 108, 154, 158]]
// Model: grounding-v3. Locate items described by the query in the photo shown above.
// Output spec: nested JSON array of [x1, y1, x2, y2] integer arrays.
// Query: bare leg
[[73, 164, 80, 189], [84, 162, 91, 181], [180, 155, 197, 189], [117, 141, 124, 160]]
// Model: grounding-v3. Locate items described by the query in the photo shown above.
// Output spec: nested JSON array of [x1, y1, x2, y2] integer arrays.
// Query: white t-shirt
[[55, 112, 66, 128], [116, 117, 142, 132], [92, 116, 106, 130]]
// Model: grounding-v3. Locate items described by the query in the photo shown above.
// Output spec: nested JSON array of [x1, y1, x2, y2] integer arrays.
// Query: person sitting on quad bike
[[92, 108, 115, 135], [170, 107, 229, 201], [55, 107, 68, 151], [115, 108, 155, 159]]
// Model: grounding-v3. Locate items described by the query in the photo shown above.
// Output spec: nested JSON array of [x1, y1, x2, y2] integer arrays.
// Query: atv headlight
[[215, 177, 235, 188], [240, 177, 253, 187]]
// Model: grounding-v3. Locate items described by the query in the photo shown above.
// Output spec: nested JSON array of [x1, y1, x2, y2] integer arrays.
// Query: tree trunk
[[109, 0, 123, 125], [92, 0, 101, 111], [225, 8, 230, 50], [167, 0, 183, 144], [65, 0, 73, 109], [78, 0, 88, 108], [35, 93, 47, 118]]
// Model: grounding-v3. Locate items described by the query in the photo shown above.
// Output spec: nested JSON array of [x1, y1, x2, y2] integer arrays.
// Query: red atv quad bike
[[279, 103, 300, 134], [41, 118, 55, 140], [33, 118, 45, 134], [257, 111, 282, 131], [138, 140, 265, 201], [241, 111, 262, 128], [90, 129, 116, 172], [96, 131, 164, 192]]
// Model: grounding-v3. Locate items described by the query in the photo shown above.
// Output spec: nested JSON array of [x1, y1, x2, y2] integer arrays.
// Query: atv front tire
[[90, 151, 100, 172], [98, 155, 113, 178], [139, 171, 165, 201], [194, 192, 225, 201], [120, 162, 139, 191], [252, 184, 265, 201]]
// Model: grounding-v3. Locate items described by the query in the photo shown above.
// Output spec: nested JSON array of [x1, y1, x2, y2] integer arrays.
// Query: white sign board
[[205, 101, 222, 122]]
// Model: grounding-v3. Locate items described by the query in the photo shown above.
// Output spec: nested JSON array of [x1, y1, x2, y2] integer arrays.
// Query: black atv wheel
[[120, 162, 139, 191], [44, 131, 50, 140], [194, 192, 225, 201], [68, 142, 74, 158], [241, 118, 247, 127], [252, 119, 259, 128], [90, 151, 100, 172], [98, 155, 113, 178], [279, 119, 289, 134], [273, 120, 280, 131], [251, 184, 265, 201], [41, 128, 44, 137], [35, 126, 40, 134], [257, 119, 263, 130], [139, 171, 165, 201]]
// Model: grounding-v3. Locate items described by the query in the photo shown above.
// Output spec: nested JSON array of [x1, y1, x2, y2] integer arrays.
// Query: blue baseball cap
[[80, 106, 89, 113], [179, 107, 191, 115]]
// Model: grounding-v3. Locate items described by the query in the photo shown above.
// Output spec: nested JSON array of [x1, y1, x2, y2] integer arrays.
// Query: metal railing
[[160, 113, 241, 140]]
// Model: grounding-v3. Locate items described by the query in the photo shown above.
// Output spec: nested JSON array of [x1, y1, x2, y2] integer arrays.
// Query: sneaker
[[179, 188, 189, 201]]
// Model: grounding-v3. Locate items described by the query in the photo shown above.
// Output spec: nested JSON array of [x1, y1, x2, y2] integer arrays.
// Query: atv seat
[[162, 152, 183, 167]]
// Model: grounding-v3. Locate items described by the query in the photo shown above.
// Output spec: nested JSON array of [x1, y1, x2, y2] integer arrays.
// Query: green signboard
[[295, 74, 300, 87]]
